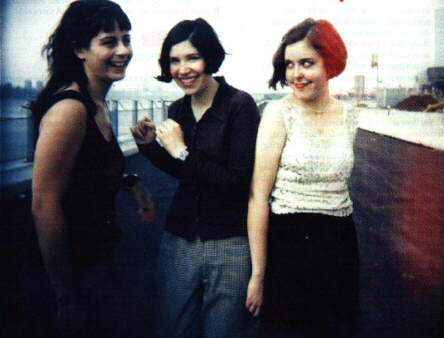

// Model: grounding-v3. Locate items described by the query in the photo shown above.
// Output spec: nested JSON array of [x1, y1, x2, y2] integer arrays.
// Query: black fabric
[[138, 77, 260, 240], [262, 212, 360, 333], [40, 90, 125, 269]]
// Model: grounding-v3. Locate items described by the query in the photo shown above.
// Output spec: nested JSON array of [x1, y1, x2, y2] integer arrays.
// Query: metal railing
[[0, 99, 172, 165], [108, 99, 171, 144]]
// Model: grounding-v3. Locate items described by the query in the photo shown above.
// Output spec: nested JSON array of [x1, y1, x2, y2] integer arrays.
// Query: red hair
[[307, 20, 347, 80], [269, 18, 347, 89]]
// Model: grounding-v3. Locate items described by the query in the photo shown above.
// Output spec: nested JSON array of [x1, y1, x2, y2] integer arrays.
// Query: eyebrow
[[170, 52, 201, 58], [284, 57, 314, 62], [98, 32, 130, 39]]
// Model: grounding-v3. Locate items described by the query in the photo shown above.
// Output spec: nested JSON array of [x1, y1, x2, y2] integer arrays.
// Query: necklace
[[303, 98, 333, 117], [285, 96, 333, 117], [306, 107, 326, 117]]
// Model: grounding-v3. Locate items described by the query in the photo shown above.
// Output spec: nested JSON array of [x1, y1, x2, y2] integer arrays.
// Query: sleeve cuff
[[137, 141, 161, 155]]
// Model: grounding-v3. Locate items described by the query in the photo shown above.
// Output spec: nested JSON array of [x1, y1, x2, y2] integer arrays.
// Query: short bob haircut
[[269, 18, 347, 89], [156, 18, 226, 82]]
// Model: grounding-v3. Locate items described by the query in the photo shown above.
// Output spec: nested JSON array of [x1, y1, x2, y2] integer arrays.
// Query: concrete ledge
[[358, 108, 443, 150]]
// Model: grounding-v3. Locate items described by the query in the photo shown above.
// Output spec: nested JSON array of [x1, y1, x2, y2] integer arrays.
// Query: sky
[[1, 0, 443, 95]]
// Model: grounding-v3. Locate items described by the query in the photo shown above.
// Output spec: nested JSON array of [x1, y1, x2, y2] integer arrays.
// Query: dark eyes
[[301, 60, 314, 67], [102, 36, 131, 47], [123, 36, 131, 46], [285, 59, 314, 69], [169, 54, 202, 64], [285, 61, 294, 69], [188, 54, 201, 61]]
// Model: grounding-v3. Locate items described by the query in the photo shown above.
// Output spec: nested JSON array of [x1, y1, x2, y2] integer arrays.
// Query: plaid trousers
[[154, 231, 255, 338]]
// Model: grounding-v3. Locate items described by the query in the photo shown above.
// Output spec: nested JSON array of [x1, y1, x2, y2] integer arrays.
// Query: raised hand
[[130, 116, 157, 145], [156, 119, 187, 159]]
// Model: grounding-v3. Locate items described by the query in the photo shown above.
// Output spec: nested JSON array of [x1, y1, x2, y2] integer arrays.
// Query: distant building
[[377, 88, 409, 108], [36, 81, 44, 90], [415, 70, 428, 93], [435, 9, 444, 66], [24, 79, 32, 89], [354, 75, 365, 100], [426, 67, 444, 98]]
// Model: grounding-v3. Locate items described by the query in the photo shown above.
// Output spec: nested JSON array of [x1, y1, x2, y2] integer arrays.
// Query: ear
[[74, 48, 86, 61]]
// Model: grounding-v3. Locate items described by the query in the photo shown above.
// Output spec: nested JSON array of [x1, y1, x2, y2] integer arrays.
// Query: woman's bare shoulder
[[40, 97, 88, 139]]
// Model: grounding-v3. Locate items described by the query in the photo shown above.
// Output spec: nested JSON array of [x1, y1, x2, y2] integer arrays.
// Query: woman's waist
[[63, 198, 116, 226], [271, 180, 351, 199], [267, 211, 355, 237], [274, 164, 352, 185], [270, 187, 353, 216]]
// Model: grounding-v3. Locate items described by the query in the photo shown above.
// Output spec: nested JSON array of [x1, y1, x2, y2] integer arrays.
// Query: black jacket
[[138, 77, 260, 240]]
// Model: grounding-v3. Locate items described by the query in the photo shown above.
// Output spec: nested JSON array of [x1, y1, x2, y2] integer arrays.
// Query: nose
[[178, 61, 189, 75], [116, 41, 132, 58], [293, 65, 304, 80]]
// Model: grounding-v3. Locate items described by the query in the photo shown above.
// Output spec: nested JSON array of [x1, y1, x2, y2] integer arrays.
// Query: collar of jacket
[[178, 76, 234, 123]]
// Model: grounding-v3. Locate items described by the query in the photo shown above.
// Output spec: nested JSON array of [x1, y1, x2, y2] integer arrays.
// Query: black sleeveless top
[[42, 90, 125, 269]]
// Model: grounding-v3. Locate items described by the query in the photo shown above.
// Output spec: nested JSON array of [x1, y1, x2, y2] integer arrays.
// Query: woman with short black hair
[[131, 17, 260, 338]]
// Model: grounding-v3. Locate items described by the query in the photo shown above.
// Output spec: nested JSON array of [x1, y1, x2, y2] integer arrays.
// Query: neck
[[191, 77, 219, 108], [293, 87, 331, 113], [88, 79, 112, 104]]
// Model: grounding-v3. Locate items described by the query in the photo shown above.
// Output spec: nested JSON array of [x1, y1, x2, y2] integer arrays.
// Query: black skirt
[[262, 212, 360, 330]]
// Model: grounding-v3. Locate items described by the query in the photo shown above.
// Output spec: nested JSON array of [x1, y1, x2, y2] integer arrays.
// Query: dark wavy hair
[[156, 18, 226, 82], [269, 18, 347, 89], [31, 0, 131, 130]]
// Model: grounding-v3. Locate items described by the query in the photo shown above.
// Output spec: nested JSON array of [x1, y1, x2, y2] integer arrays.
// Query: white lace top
[[269, 98, 359, 217]]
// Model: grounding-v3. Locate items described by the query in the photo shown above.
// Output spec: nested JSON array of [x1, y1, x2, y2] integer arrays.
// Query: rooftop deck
[[1, 107, 443, 337]]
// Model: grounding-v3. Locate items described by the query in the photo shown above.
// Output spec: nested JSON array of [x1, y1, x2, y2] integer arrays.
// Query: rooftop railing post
[[132, 100, 138, 126], [149, 100, 154, 121], [26, 114, 35, 162], [162, 100, 167, 120], [110, 100, 119, 137]]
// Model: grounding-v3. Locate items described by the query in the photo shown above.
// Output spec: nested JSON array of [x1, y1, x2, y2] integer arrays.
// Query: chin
[[178, 83, 201, 95], [110, 73, 126, 82], [182, 88, 198, 95], [177, 82, 200, 95], [292, 89, 315, 102]]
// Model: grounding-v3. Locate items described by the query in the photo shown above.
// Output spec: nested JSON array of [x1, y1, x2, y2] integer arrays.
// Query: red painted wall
[[351, 129, 443, 317]]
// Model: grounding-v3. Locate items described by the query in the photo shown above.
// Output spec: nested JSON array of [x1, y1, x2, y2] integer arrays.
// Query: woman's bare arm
[[32, 99, 87, 302], [246, 102, 287, 316]]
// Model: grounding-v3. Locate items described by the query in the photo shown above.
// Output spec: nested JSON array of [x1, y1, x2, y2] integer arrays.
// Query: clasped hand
[[130, 116, 156, 144], [130, 117, 186, 159]]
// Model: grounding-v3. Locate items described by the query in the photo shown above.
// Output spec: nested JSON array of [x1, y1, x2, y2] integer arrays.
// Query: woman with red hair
[[246, 18, 360, 337]]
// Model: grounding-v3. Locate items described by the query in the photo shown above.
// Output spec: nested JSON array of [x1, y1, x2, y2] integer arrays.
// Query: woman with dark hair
[[31, 1, 153, 336], [131, 17, 260, 338], [246, 18, 360, 337]]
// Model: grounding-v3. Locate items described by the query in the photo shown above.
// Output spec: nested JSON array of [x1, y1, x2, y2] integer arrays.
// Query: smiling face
[[76, 23, 132, 85], [169, 40, 212, 96], [285, 38, 329, 104]]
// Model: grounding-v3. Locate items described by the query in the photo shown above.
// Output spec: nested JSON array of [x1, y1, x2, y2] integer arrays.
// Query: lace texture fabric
[[269, 98, 359, 217]]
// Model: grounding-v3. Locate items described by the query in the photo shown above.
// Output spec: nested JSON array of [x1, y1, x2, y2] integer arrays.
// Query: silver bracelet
[[177, 148, 189, 161]]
